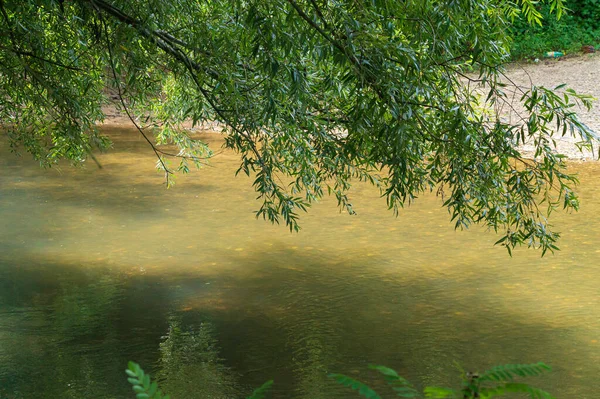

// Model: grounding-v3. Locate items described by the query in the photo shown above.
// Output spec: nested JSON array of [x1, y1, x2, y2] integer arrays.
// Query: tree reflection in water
[[156, 319, 241, 399]]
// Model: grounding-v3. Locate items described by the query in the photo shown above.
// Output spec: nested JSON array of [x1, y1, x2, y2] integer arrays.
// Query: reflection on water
[[157, 320, 240, 398], [1, 128, 600, 398]]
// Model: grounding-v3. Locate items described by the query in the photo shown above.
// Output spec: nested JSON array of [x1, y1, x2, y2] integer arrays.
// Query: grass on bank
[[510, 1, 600, 59]]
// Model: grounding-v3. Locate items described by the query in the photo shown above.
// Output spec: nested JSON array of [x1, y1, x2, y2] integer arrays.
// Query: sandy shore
[[100, 53, 600, 161], [503, 53, 600, 160]]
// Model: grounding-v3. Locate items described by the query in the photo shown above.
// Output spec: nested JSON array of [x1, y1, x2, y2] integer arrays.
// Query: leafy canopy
[[0, 0, 596, 253]]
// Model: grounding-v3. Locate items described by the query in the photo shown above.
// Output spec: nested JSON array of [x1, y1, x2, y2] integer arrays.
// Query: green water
[[1, 128, 600, 398]]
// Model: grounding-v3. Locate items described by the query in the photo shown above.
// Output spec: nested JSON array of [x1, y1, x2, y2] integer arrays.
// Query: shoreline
[[96, 52, 600, 162]]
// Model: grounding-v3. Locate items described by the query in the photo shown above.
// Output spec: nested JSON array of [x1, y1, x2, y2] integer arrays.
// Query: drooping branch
[[82, 0, 273, 185], [0, 45, 83, 71], [80, 0, 219, 80]]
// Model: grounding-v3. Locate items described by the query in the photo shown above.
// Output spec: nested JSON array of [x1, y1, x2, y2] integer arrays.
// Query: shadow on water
[[0, 128, 232, 222], [0, 243, 598, 398], [1, 160, 221, 222], [0, 130, 232, 263], [149, 245, 599, 399], [0, 252, 255, 399], [0, 257, 170, 398], [2, 130, 600, 398]]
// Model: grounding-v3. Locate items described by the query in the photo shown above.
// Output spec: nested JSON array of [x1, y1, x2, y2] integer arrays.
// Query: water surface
[[1, 128, 599, 398]]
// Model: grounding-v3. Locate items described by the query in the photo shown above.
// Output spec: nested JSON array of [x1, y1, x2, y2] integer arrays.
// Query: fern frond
[[329, 373, 382, 399], [479, 363, 551, 382], [125, 362, 170, 399], [424, 386, 458, 398], [368, 365, 420, 398], [246, 380, 274, 399], [480, 382, 555, 399]]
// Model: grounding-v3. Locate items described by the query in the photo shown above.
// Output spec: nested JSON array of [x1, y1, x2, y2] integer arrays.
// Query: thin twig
[[99, 12, 173, 183]]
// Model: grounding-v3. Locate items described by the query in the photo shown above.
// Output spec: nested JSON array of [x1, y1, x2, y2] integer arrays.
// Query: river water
[[1, 128, 599, 398]]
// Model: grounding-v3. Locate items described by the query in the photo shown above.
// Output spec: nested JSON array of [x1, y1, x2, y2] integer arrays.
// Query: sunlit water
[[1, 128, 599, 398]]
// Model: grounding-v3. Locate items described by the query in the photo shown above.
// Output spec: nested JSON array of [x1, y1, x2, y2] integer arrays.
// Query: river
[[1, 128, 599, 398]]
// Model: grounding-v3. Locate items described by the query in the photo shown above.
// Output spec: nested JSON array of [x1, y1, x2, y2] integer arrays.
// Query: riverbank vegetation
[[510, 0, 600, 58], [127, 361, 555, 398], [1, 0, 597, 254], [1, 1, 598, 398]]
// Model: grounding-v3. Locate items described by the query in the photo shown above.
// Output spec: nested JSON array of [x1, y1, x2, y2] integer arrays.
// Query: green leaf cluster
[[510, 0, 600, 58], [126, 362, 273, 399], [126, 361, 170, 399], [125, 361, 555, 399], [331, 362, 554, 399], [1, 0, 596, 252]]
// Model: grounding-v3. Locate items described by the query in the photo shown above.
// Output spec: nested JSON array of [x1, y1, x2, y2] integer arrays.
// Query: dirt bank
[[504, 53, 600, 160], [101, 53, 600, 160]]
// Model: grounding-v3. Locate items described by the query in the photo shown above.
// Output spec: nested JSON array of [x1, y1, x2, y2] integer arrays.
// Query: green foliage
[[246, 380, 274, 399], [1, 0, 597, 253], [127, 361, 273, 399], [369, 365, 420, 398], [510, 0, 600, 58], [331, 363, 554, 399], [126, 362, 170, 399], [478, 362, 551, 382], [328, 374, 383, 399], [422, 386, 457, 398], [125, 361, 554, 399]]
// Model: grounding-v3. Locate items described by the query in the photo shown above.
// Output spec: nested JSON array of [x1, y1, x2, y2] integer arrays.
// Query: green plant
[[127, 361, 554, 399], [126, 362, 170, 399], [509, 0, 600, 58], [330, 363, 554, 399], [126, 362, 273, 399], [246, 380, 275, 399], [1, 0, 597, 254]]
